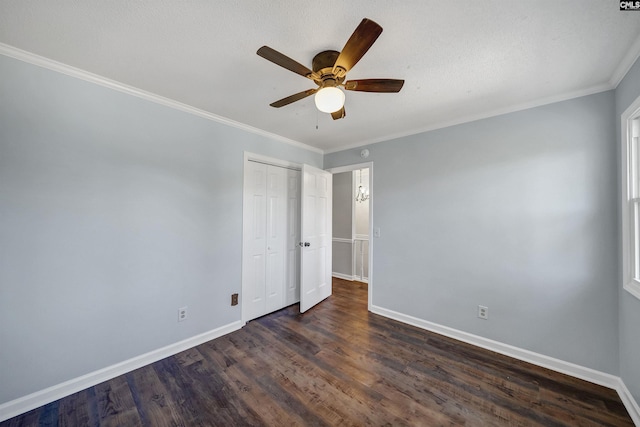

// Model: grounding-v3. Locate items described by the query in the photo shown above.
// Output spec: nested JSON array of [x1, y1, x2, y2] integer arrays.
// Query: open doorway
[[328, 162, 373, 310]]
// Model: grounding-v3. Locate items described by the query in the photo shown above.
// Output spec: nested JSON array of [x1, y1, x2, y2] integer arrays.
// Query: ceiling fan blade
[[270, 88, 317, 108], [344, 79, 404, 93], [331, 107, 346, 120], [257, 46, 318, 80], [333, 19, 383, 77]]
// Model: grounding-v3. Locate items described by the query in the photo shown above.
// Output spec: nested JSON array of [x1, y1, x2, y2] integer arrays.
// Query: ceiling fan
[[257, 18, 404, 120]]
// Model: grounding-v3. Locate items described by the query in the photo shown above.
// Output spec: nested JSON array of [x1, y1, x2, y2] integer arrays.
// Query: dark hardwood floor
[[2, 278, 633, 426]]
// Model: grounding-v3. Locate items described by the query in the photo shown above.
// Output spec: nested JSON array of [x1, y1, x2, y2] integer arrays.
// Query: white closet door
[[264, 166, 286, 313], [285, 169, 301, 306], [243, 161, 290, 322], [243, 161, 268, 321], [242, 158, 304, 322]]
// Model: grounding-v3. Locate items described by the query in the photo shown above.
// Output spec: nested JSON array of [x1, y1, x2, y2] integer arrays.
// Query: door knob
[[299, 242, 311, 247]]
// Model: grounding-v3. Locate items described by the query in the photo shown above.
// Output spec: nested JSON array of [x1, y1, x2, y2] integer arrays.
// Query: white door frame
[[327, 162, 374, 312]]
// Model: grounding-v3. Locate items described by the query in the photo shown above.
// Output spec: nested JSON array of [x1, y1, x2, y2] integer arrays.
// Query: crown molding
[[611, 33, 640, 88], [0, 43, 323, 155], [324, 83, 613, 154]]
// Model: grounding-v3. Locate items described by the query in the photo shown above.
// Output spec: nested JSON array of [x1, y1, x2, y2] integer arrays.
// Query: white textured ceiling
[[1, 1, 640, 153]]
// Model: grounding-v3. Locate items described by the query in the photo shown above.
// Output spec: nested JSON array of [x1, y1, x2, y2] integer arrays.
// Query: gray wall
[[332, 172, 353, 276], [332, 172, 353, 238], [616, 56, 640, 404], [0, 54, 322, 405], [325, 91, 620, 374]]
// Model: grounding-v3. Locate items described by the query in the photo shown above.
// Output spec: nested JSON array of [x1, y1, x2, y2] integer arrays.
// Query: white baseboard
[[0, 320, 244, 422], [332, 272, 354, 281], [616, 378, 640, 425], [332, 273, 368, 283], [370, 304, 640, 423]]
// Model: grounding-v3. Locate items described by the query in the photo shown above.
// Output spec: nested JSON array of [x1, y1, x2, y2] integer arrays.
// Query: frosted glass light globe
[[314, 87, 345, 113]]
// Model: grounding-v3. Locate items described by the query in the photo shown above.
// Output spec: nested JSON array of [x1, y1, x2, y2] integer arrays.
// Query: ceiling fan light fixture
[[314, 87, 345, 113]]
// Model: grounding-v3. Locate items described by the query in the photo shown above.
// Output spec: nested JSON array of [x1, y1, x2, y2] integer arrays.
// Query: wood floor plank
[[152, 356, 208, 426], [250, 319, 388, 401], [57, 390, 96, 427], [1, 278, 634, 426], [3, 409, 40, 427], [125, 364, 187, 427], [539, 386, 633, 426], [220, 327, 338, 425], [94, 376, 142, 427], [200, 340, 309, 426], [183, 348, 265, 426]]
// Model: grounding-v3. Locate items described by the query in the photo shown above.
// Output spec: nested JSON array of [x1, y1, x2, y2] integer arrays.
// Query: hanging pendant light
[[355, 170, 369, 203]]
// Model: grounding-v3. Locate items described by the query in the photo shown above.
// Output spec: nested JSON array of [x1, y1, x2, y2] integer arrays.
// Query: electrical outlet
[[231, 293, 238, 306], [178, 306, 188, 322], [478, 305, 488, 320]]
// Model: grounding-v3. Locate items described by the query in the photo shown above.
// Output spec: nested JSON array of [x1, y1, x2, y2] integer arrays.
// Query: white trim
[[332, 273, 369, 284], [616, 379, 640, 426], [351, 171, 357, 276], [0, 320, 243, 422], [370, 305, 620, 387], [243, 151, 303, 171], [327, 163, 372, 174], [354, 234, 369, 241], [625, 279, 640, 301], [332, 272, 354, 281], [0, 43, 322, 155], [370, 305, 640, 421], [332, 237, 353, 244], [621, 96, 640, 301], [323, 85, 612, 154], [611, 33, 640, 88]]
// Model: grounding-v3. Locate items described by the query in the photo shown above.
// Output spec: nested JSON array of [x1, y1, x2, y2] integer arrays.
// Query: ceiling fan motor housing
[[312, 50, 344, 87]]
